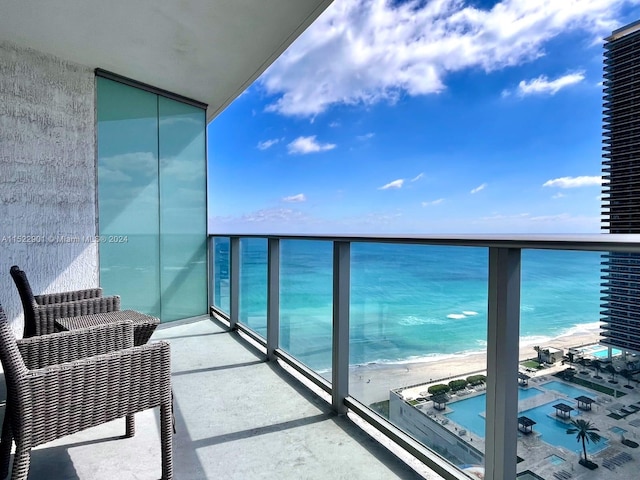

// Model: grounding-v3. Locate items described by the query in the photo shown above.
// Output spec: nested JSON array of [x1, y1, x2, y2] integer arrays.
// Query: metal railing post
[[332, 241, 350, 414], [229, 236, 240, 329], [207, 235, 215, 312], [267, 238, 280, 360], [485, 247, 521, 480]]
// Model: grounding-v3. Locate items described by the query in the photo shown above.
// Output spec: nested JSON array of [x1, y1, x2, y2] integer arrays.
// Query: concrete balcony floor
[[3, 317, 431, 479]]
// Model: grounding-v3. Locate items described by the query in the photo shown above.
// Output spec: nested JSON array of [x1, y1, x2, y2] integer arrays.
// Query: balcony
[[4, 233, 640, 480], [205, 234, 640, 480], [0, 316, 424, 479]]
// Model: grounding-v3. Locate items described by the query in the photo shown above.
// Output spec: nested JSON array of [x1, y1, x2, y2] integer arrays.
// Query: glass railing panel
[[515, 249, 638, 479], [280, 240, 333, 379], [239, 238, 267, 336], [349, 243, 489, 472], [212, 237, 230, 314]]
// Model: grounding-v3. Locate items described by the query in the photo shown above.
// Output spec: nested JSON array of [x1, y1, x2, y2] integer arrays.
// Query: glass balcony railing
[[207, 234, 640, 480]]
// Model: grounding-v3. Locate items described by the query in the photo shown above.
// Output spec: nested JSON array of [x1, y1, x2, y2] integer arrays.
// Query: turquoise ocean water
[[216, 239, 602, 372]]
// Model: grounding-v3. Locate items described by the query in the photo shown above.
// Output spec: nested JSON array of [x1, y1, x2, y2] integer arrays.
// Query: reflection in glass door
[[97, 76, 207, 321]]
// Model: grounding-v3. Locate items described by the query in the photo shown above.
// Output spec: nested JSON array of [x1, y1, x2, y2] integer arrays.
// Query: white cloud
[[422, 198, 444, 206], [261, 0, 634, 117], [379, 179, 404, 190], [257, 138, 280, 150], [543, 175, 604, 188], [552, 192, 566, 199], [517, 72, 585, 96], [287, 135, 336, 154], [411, 173, 425, 182], [471, 183, 488, 194], [329, 121, 341, 128], [357, 132, 375, 141], [282, 193, 307, 203], [474, 211, 600, 232], [238, 208, 307, 224]]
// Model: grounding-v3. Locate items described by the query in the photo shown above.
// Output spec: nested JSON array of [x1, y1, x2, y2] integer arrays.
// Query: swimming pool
[[546, 454, 565, 466], [610, 426, 627, 435], [521, 401, 608, 454], [580, 345, 622, 358], [445, 388, 544, 438], [542, 380, 596, 399], [594, 347, 621, 358], [444, 386, 608, 453]]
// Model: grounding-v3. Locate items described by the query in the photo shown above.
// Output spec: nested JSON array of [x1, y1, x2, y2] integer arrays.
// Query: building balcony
[[0, 316, 423, 480], [4, 234, 640, 480]]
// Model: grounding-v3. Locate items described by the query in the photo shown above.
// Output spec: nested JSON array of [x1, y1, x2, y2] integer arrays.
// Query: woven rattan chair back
[[0, 302, 173, 479], [0, 305, 29, 385], [8, 267, 37, 338]]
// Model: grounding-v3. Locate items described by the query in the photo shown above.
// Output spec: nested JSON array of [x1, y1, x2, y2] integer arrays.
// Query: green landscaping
[[521, 360, 542, 369], [466, 374, 486, 386], [428, 384, 451, 395], [554, 372, 626, 398]]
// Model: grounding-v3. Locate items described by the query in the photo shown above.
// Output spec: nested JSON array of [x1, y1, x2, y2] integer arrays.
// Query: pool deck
[[397, 353, 640, 479]]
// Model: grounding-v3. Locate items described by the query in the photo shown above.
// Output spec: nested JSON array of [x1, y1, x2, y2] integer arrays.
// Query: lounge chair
[[0, 303, 173, 479], [10, 266, 120, 337]]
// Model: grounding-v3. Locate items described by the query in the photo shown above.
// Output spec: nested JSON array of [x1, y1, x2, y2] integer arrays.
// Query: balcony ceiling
[[0, 0, 333, 122]]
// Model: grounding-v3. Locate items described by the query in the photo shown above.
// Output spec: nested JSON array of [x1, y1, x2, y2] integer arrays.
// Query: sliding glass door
[[97, 76, 207, 321]]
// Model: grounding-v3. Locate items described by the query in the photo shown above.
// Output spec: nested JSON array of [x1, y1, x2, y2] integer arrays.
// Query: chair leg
[[125, 414, 135, 438], [160, 403, 173, 480], [0, 412, 12, 479], [10, 446, 30, 480]]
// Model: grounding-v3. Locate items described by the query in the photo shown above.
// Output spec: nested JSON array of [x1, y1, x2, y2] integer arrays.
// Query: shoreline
[[349, 329, 602, 405]]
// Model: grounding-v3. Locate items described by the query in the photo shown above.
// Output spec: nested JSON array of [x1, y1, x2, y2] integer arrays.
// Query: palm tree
[[567, 419, 602, 465], [593, 360, 603, 379], [534, 346, 542, 364], [567, 351, 575, 370]]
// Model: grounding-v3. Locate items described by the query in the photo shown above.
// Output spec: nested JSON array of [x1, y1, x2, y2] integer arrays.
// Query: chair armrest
[[35, 288, 103, 305], [23, 342, 171, 446], [17, 321, 134, 369], [32, 295, 121, 336]]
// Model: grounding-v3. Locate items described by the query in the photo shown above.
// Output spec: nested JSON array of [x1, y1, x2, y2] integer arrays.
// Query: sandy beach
[[349, 329, 602, 405]]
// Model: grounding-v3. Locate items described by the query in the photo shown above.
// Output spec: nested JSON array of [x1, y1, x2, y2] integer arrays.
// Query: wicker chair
[[10, 266, 120, 337], [0, 303, 173, 479]]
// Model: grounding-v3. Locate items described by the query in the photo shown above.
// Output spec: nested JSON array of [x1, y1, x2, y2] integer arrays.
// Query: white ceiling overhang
[[0, 0, 333, 121]]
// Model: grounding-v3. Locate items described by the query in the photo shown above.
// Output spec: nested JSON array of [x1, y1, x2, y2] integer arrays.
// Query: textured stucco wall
[[0, 41, 98, 331]]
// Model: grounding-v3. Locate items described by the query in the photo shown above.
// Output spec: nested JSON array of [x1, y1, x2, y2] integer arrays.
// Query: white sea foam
[[518, 334, 556, 348], [462, 311, 479, 316], [350, 321, 602, 370], [399, 315, 445, 326], [355, 348, 488, 368], [517, 321, 601, 349], [447, 313, 467, 319], [556, 321, 601, 338]]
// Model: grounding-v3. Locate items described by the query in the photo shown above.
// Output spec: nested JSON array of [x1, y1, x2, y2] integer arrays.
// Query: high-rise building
[[601, 20, 640, 355]]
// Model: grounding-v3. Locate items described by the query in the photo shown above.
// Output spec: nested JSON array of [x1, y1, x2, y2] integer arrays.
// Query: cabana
[[575, 395, 595, 411], [431, 394, 449, 411], [517, 416, 536, 434], [552, 403, 574, 419]]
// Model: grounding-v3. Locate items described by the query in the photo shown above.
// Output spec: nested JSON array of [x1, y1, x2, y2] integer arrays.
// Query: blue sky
[[208, 0, 640, 234]]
